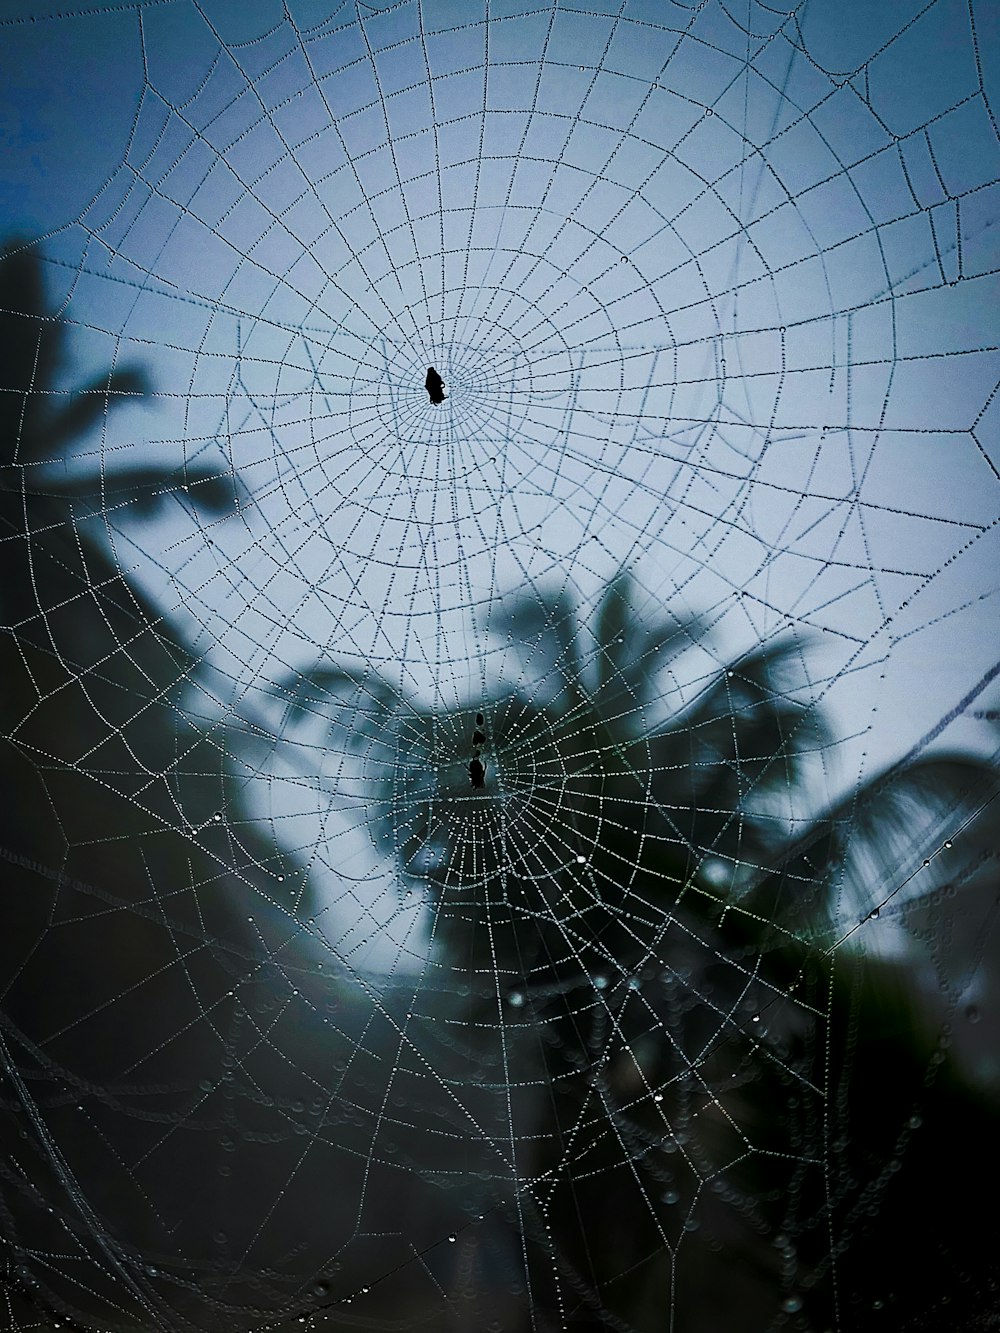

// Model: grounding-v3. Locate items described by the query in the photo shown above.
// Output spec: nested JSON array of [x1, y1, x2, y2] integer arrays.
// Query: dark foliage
[[286, 573, 1000, 1330]]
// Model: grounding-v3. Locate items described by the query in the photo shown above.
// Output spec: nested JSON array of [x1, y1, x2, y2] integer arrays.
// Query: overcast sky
[[3, 0, 998, 963]]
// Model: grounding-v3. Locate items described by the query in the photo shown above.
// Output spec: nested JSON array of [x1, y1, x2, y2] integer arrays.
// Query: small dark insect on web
[[425, 366, 445, 404], [469, 712, 486, 788]]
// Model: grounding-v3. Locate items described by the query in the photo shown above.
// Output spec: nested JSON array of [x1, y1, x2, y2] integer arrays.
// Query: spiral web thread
[[1, 1, 998, 1329]]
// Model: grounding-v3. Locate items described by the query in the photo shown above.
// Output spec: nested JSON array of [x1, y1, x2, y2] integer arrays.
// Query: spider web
[[1, 1, 999, 1330]]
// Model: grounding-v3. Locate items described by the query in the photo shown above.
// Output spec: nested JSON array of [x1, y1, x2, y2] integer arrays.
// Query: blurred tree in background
[[1, 237, 997, 1331], [0, 241, 415, 1330], [0, 239, 548, 1333], [287, 573, 1000, 1331]]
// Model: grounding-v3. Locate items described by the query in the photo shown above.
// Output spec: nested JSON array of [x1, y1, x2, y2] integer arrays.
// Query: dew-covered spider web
[[1, 1, 999, 1330]]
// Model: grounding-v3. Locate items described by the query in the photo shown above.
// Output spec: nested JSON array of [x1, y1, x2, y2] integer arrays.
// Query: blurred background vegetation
[[1, 239, 998, 1332]]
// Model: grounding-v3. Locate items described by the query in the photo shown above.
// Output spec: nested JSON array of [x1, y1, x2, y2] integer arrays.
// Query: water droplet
[[662, 1189, 680, 1204], [908, 1114, 922, 1129], [448, 1234, 456, 1243], [944, 840, 953, 849], [507, 991, 524, 1008], [213, 811, 223, 822], [782, 1294, 803, 1313], [751, 1014, 760, 1023], [594, 975, 608, 989], [576, 854, 587, 864], [653, 1092, 663, 1103]]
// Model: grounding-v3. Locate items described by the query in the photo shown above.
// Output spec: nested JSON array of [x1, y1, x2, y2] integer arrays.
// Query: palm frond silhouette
[[284, 570, 1000, 1331]]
